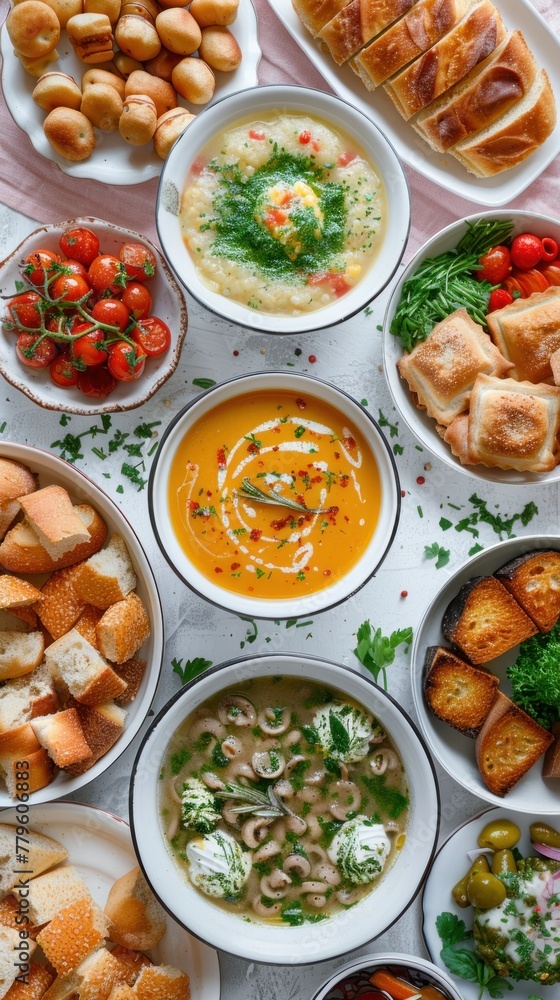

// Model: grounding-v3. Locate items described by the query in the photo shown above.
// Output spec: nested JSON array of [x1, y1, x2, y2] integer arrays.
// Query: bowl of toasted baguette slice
[[412, 534, 560, 813], [0, 441, 163, 805], [384, 210, 560, 484]]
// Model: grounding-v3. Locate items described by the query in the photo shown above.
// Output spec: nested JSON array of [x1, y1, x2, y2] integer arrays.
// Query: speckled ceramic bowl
[[311, 952, 465, 999]]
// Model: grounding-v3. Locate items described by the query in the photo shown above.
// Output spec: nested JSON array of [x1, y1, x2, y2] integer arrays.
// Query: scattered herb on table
[[425, 542, 450, 569], [378, 409, 399, 438], [172, 657, 213, 684], [436, 911, 513, 999], [192, 377, 217, 389], [353, 621, 413, 689]]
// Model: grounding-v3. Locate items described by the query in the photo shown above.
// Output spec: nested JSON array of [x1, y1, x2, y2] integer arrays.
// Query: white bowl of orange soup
[[156, 85, 410, 334], [130, 653, 440, 964], [148, 372, 400, 618]]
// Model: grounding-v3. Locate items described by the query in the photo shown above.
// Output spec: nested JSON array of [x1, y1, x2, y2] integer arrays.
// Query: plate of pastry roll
[[384, 210, 560, 482], [269, 0, 560, 204]]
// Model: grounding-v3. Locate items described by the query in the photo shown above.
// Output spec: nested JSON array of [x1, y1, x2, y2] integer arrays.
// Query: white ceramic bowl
[[129, 652, 440, 965], [156, 84, 410, 334], [384, 210, 560, 485], [0, 441, 164, 806], [0, 218, 188, 414], [411, 534, 560, 814], [148, 370, 400, 619], [311, 952, 465, 1000]]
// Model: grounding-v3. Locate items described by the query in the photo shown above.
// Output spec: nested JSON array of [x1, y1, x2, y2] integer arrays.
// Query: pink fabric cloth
[[0, 0, 558, 254]]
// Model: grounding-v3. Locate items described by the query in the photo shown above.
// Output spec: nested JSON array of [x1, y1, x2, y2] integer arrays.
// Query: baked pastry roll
[[385, 0, 506, 120], [413, 31, 538, 153], [291, 0, 352, 36], [397, 308, 513, 426], [352, 0, 473, 91], [486, 286, 560, 384], [319, 0, 419, 67], [445, 374, 560, 472]]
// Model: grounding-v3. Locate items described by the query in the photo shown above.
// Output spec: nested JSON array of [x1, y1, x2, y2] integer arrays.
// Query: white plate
[[422, 806, 557, 1000], [411, 534, 560, 815], [0, 801, 220, 999], [266, 0, 560, 206], [0, 1, 261, 185], [0, 441, 164, 807]]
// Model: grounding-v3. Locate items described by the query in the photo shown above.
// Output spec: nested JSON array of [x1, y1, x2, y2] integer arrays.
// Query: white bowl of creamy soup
[[148, 371, 400, 619], [156, 85, 410, 334], [130, 653, 440, 964]]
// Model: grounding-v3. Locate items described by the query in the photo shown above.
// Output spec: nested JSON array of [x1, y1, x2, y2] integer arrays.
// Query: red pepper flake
[[416, 476, 425, 485], [217, 448, 226, 469], [304, 565, 310, 571], [250, 528, 262, 542], [297, 470, 307, 478], [308, 354, 317, 364], [247, 443, 259, 455], [339, 475, 349, 488], [344, 515, 350, 523], [296, 397, 307, 409], [534, 906, 541, 913], [206, 491, 212, 498], [312, 139, 320, 152], [299, 130, 311, 144], [323, 569, 331, 576], [400, 590, 408, 598], [334, 451, 340, 460], [249, 129, 265, 140], [273, 445, 279, 451], [248, 586, 254, 592], [187, 500, 200, 511], [296, 494, 305, 505], [214, 567, 223, 573], [311, 475, 322, 484], [188, 463, 196, 471], [273, 426, 281, 433], [233, 349, 239, 356], [343, 435, 356, 450], [401, 489, 406, 497], [271, 516, 290, 530], [231, 562, 241, 571]]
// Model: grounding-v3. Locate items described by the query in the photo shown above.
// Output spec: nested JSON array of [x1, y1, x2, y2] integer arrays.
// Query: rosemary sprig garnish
[[235, 477, 330, 514], [215, 782, 295, 819]]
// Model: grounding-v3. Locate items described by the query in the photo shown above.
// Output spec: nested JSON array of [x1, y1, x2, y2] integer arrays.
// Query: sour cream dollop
[[181, 777, 220, 834], [328, 816, 391, 885], [313, 703, 383, 763], [187, 830, 252, 898]]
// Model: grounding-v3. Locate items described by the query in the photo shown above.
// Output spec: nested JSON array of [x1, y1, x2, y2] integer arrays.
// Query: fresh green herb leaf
[[425, 542, 450, 569], [172, 657, 212, 684], [436, 912, 471, 947], [378, 410, 399, 438], [439, 517, 453, 531], [353, 621, 413, 690], [361, 774, 409, 819], [170, 747, 192, 775], [193, 378, 217, 389]]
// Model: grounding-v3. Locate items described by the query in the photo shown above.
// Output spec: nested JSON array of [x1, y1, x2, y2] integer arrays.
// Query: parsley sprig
[[172, 656, 213, 684], [353, 621, 413, 689], [436, 912, 513, 999], [425, 542, 451, 569]]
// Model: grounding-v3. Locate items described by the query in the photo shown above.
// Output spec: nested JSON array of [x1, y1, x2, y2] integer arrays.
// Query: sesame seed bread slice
[[0, 505, 107, 575], [36, 565, 88, 640], [44, 630, 128, 706], [0, 822, 67, 896], [4, 962, 53, 999], [96, 594, 150, 664], [76, 536, 137, 610], [13, 865, 90, 926], [0, 459, 36, 507], [0, 576, 42, 610], [0, 926, 35, 998], [74, 605, 103, 649], [0, 663, 59, 733], [36, 897, 109, 974], [17, 486, 90, 562], [64, 700, 126, 777], [133, 965, 191, 1000], [109, 948, 152, 987], [104, 867, 166, 951], [30, 708, 92, 769], [0, 630, 44, 681], [43, 947, 130, 1000], [108, 988, 136, 1000]]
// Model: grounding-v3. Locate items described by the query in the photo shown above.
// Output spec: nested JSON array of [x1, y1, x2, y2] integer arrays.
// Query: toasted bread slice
[[31, 708, 92, 768], [96, 593, 150, 664], [14, 865, 90, 926], [36, 564, 89, 639], [4, 960, 53, 999], [0, 822, 67, 895], [543, 721, 560, 778], [476, 699, 554, 795], [74, 604, 103, 649], [45, 629, 128, 706], [442, 575, 537, 664], [114, 658, 146, 706], [105, 866, 166, 951], [0, 629, 44, 681], [0, 458, 36, 506], [64, 700, 125, 776], [0, 575, 42, 609], [495, 549, 560, 632], [76, 535, 137, 610], [423, 646, 499, 737], [18, 486, 90, 561], [0, 505, 107, 575], [109, 947, 152, 987], [0, 662, 59, 733], [36, 896, 109, 974], [134, 965, 191, 1000]]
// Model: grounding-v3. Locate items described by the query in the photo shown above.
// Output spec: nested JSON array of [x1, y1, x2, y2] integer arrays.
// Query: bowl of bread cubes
[[0, 441, 163, 805], [384, 210, 560, 484], [412, 535, 560, 813]]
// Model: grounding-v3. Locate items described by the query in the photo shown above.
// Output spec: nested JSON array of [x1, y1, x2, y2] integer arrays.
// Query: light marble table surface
[[0, 202, 557, 999]]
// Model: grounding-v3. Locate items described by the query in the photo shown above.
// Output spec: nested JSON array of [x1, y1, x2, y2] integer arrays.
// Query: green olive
[[477, 819, 521, 850], [452, 854, 490, 907], [530, 822, 560, 849], [491, 849, 517, 875], [467, 871, 507, 909]]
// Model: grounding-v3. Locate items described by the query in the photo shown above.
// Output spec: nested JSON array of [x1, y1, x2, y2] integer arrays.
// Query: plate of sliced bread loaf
[[271, 0, 560, 204], [412, 534, 560, 812], [0, 802, 219, 998], [0, 442, 163, 806]]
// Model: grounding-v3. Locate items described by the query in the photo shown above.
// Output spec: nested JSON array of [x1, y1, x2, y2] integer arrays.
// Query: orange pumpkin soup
[[168, 390, 381, 598]]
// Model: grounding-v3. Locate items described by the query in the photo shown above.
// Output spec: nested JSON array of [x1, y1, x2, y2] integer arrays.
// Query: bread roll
[[115, 14, 161, 60], [67, 13, 115, 64], [33, 72, 82, 112], [84, 0, 122, 24], [172, 57, 215, 104], [119, 94, 158, 144], [41, 0, 83, 29], [113, 52, 144, 77], [155, 9, 201, 56], [81, 82, 124, 130], [6, 2, 61, 58], [125, 69, 177, 117], [121, 0, 159, 19], [15, 48, 59, 78], [199, 26, 241, 72], [82, 66, 126, 97], [43, 108, 96, 161], [189, 0, 239, 27], [144, 47, 182, 82], [154, 106, 195, 158]]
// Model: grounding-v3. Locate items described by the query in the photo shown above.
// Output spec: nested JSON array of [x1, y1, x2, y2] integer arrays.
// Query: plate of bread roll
[[411, 534, 560, 812], [270, 0, 560, 205], [0, 801, 220, 998], [0, 441, 163, 806], [0, 0, 260, 183]]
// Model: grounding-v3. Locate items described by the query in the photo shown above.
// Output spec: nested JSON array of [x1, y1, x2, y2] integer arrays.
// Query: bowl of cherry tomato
[[0, 218, 188, 413]]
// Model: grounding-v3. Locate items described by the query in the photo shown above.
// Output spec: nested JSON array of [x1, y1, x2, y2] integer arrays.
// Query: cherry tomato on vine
[[63, 259, 89, 281], [16, 333, 57, 368], [488, 289, 514, 312], [119, 242, 157, 282], [23, 249, 60, 285], [50, 353, 79, 388], [476, 245, 511, 284], [88, 255, 127, 295], [72, 327, 109, 367], [121, 281, 152, 320], [133, 316, 171, 356], [6, 292, 42, 329], [92, 298, 130, 332], [510, 233, 543, 270], [59, 227, 100, 267], [107, 341, 146, 381], [51, 273, 91, 302], [77, 366, 116, 398]]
